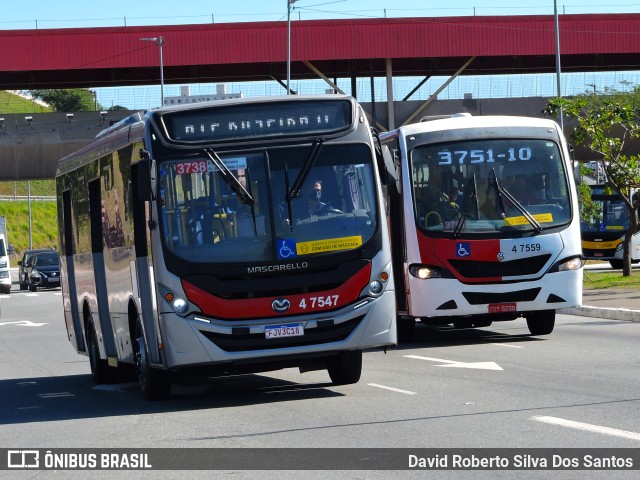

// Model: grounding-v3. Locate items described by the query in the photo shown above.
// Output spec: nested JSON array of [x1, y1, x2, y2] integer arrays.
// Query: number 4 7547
[[298, 295, 339, 309]]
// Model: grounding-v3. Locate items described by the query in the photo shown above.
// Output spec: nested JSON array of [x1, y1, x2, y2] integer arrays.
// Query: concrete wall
[[0, 97, 606, 180], [0, 111, 134, 180]]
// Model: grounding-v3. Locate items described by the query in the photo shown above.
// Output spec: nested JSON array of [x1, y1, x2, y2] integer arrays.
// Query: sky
[[4, 0, 640, 29], [4, 1, 640, 110]]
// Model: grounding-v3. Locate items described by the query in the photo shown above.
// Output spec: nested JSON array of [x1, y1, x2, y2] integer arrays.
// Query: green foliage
[[545, 83, 640, 275], [29, 88, 102, 112], [577, 165, 601, 226], [0, 91, 52, 114], [0, 180, 55, 197], [583, 269, 640, 290], [0, 201, 58, 258]]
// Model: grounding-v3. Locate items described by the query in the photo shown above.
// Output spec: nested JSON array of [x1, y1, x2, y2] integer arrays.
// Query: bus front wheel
[[327, 350, 362, 385], [87, 321, 116, 384], [525, 310, 555, 336], [609, 260, 623, 269], [135, 325, 171, 401], [397, 316, 416, 342]]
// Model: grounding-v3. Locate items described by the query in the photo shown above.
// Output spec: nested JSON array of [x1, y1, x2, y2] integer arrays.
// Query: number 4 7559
[[512, 243, 541, 252]]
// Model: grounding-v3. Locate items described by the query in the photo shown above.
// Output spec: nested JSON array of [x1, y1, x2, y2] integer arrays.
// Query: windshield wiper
[[287, 139, 324, 201], [283, 162, 294, 231], [490, 168, 542, 234], [453, 174, 478, 238], [203, 149, 254, 206]]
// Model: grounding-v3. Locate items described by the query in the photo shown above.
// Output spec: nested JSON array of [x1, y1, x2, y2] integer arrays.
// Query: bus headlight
[[409, 264, 452, 279], [172, 298, 189, 314], [558, 256, 583, 272], [368, 280, 383, 295]]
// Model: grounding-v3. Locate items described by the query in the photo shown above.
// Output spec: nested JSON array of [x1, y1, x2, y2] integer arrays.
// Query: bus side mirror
[[136, 158, 157, 201], [380, 145, 401, 194]]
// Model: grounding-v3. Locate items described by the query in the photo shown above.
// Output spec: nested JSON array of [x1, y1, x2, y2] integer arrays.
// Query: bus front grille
[[199, 315, 364, 352], [449, 254, 551, 278], [462, 288, 541, 305]]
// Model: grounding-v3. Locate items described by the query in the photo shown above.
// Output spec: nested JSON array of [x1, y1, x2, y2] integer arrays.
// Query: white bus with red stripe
[[380, 115, 582, 341], [56, 95, 396, 400]]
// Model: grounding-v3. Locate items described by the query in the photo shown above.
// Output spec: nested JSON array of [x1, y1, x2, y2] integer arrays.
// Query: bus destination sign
[[161, 99, 353, 143]]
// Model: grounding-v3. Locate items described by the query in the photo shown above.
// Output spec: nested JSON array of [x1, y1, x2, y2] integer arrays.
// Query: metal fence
[[0, 195, 56, 202]]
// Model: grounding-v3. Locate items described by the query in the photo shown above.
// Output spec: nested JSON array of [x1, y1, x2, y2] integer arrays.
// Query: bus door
[[88, 179, 118, 360], [61, 190, 84, 352]]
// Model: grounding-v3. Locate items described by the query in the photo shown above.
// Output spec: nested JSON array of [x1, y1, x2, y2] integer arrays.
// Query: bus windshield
[[581, 192, 629, 234], [410, 138, 572, 236], [157, 143, 378, 263]]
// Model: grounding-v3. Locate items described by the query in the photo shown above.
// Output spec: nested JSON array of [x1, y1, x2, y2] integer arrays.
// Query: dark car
[[18, 249, 52, 291], [23, 250, 60, 291]]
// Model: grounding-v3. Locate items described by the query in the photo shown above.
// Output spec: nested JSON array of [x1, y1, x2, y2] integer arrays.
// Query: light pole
[[140, 36, 165, 106], [553, 1, 563, 129], [287, 0, 298, 95]]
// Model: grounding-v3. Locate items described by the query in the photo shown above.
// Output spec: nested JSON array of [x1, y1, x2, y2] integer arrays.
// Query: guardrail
[[0, 195, 56, 202]]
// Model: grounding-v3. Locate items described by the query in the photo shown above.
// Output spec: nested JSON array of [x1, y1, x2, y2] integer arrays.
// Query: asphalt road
[[1, 288, 639, 479]]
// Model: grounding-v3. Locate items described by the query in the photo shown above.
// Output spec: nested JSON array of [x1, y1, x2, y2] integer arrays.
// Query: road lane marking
[[38, 392, 75, 398], [533, 416, 640, 441], [489, 343, 523, 348], [0, 320, 47, 327], [404, 355, 503, 371], [368, 383, 416, 395]]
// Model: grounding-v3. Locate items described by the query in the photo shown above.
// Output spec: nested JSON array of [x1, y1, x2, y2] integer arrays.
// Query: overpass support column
[[386, 58, 395, 130]]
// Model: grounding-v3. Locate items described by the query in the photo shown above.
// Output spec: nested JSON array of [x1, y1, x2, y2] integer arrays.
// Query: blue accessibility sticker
[[277, 238, 297, 259]]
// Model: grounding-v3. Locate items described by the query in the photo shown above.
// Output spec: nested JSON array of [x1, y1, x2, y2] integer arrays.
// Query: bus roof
[[390, 115, 561, 137]]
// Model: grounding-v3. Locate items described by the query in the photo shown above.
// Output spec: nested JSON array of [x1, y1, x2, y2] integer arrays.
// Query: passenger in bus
[[437, 191, 460, 221], [508, 174, 546, 205], [306, 180, 328, 216], [479, 188, 506, 220]]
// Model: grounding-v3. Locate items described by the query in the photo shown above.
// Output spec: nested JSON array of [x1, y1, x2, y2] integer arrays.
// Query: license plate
[[488, 303, 517, 313], [49, 277, 60, 282], [265, 323, 304, 339]]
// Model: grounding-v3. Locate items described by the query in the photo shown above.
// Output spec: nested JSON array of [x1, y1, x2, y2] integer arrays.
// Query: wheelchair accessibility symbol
[[277, 239, 297, 259], [456, 242, 471, 257]]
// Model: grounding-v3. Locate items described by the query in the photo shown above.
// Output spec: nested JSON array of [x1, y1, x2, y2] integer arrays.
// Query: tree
[[30, 89, 102, 112], [545, 85, 640, 276]]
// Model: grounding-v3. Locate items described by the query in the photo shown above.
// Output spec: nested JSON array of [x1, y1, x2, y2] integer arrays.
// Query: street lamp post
[[140, 36, 165, 106], [553, 1, 563, 129], [287, 0, 298, 95]]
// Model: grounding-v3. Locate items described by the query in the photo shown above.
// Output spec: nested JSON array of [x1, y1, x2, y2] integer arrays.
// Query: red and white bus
[[56, 95, 396, 399], [380, 115, 582, 341]]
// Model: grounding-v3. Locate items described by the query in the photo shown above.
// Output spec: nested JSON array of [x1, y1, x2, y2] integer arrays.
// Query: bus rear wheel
[[327, 350, 362, 385], [135, 324, 171, 401], [525, 310, 555, 336]]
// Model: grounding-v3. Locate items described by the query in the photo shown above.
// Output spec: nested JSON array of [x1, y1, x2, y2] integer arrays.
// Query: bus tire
[[609, 260, 623, 269], [397, 316, 416, 342], [87, 321, 116, 384], [135, 326, 171, 401], [526, 310, 555, 336], [327, 350, 362, 385]]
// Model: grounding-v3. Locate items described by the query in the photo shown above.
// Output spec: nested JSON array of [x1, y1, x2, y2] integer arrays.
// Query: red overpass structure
[[1, 14, 639, 179], [1, 14, 639, 91]]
